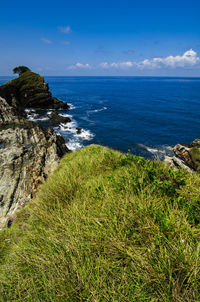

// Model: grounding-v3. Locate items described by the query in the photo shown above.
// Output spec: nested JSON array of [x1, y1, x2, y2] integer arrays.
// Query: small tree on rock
[[13, 66, 31, 75]]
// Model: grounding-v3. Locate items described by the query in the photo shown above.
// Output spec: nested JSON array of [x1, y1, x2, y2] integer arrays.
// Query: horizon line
[[1, 75, 200, 78]]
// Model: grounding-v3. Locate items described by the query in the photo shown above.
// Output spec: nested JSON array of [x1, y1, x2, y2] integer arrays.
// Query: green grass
[[2, 71, 44, 91], [0, 71, 48, 105], [0, 145, 200, 301]]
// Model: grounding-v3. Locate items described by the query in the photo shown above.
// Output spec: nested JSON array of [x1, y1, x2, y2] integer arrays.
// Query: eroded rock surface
[[0, 97, 68, 228], [164, 139, 200, 173]]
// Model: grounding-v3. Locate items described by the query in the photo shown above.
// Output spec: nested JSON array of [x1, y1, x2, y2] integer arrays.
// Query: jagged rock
[[47, 111, 71, 126], [0, 97, 21, 124], [173, 144, 195, 170], [76, 127, 82, 134], [164, 139, 200, 173], [0, 71, 70, 110], [0, 98, 69, 228], [164, 155, 194, 173]]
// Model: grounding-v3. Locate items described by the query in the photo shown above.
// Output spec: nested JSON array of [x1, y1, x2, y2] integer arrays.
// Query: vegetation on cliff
[[0, 145, 200, 301], [13, 65, 31, 75], [0, 69, 69, 109]]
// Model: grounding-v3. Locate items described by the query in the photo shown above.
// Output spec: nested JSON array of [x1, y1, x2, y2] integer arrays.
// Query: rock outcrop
[[164, 139, 200, 173], [0, 71, 69, 110], [47, 111, 71, 126], [0, 94, 69, 228]]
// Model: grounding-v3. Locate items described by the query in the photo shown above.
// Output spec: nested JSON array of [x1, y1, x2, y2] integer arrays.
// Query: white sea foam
[[146, 146, 173, 155], [59, 119, 78, 132], [35, 117, 49, 121], [25, 106, 94, 152], [59, 113, 72, 118], [27, 114, 49, 122], [87, 107, 107, 114], [25, 108, 36, 113], [75, 129, 94, 140], [137, 144, 173, 158], [146, 146, 164, 154], [68, 103, 76, 110], [47, 110, 53, 114], [66, 139, 83, 151]]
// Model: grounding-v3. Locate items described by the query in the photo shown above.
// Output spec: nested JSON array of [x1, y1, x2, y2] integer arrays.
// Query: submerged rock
[[47, 111, 71, 126], [76, 127, 82, 134], [0, 97, 69, 228]]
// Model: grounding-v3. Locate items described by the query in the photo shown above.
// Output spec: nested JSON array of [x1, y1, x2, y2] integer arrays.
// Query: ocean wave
[[59, 113, 72, 118], [68, 103, 76, 110], [75, 129, 94, 141], [87, 107, 107, 114], [25, 108, 36, 113], [25, 107, 94, 152], [27, 114, 49, 122], [59, 123, 94, 141], [65, 139, 83, 151], [136, 144, 173, 157], [59, 119, 78, 132]]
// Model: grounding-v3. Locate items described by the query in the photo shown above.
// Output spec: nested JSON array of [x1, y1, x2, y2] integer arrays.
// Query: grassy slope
[[0, 145, 200, 301]]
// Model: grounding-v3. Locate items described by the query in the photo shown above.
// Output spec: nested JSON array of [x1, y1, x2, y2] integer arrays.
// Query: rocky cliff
[[164, 139, 200, 173], [0, 73, 69, 228], [0, 71, 69, 110]]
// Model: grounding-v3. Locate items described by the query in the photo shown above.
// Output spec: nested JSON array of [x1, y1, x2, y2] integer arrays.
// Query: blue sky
[[1, 0, 200, 76]]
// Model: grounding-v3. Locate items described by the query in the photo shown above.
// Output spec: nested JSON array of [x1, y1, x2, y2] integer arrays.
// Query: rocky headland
[[0, 70, 69, 111], [0, 69, 70, 228]]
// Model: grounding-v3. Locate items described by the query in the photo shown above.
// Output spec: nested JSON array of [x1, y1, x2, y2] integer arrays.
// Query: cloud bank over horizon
[[69, 49, 200, 71]]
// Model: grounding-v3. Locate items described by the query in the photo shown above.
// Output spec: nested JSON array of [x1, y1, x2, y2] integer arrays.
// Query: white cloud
[[100, 61, 135, 69], [99, 62, 109, 68], [137, 49, 200, 69], [41, 38, 52, 44], [98, 49, 200, 70], [76, 63, 91, 69], [58, 26, 71, 34], [68, 63, 91, 70]]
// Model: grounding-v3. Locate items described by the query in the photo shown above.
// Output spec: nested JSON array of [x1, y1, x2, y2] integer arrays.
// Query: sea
[[1, 76, 200, 159]]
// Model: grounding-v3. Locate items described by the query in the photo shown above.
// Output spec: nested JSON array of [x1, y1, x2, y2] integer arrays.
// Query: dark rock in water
[[0, 71, 70, 110], [164, 139, 200, 173], [47, 111, 71, 126], [0, 97, 69, 229], [76, 127, 82, 134]]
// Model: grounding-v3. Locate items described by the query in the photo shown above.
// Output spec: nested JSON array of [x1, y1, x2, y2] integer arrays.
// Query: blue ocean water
[[1, 76, 200, 158]]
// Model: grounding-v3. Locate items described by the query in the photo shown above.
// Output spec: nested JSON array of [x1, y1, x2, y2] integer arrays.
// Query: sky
[[1, 0, 200, 76]]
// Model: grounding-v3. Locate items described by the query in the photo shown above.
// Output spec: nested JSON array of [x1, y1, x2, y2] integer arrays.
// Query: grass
[[0, 71, 49, 106], [0, 145, 200, 301], [2, 71, 44, 91]]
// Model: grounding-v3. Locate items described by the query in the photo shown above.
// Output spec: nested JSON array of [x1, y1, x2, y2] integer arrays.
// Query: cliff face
[[0, 71, 69, 110], [0, 76, 69, 228]]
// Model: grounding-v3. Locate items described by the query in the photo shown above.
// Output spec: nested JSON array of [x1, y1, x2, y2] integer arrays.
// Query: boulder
[[76, 127, 82, 134], [47, 111, 71, 126]]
